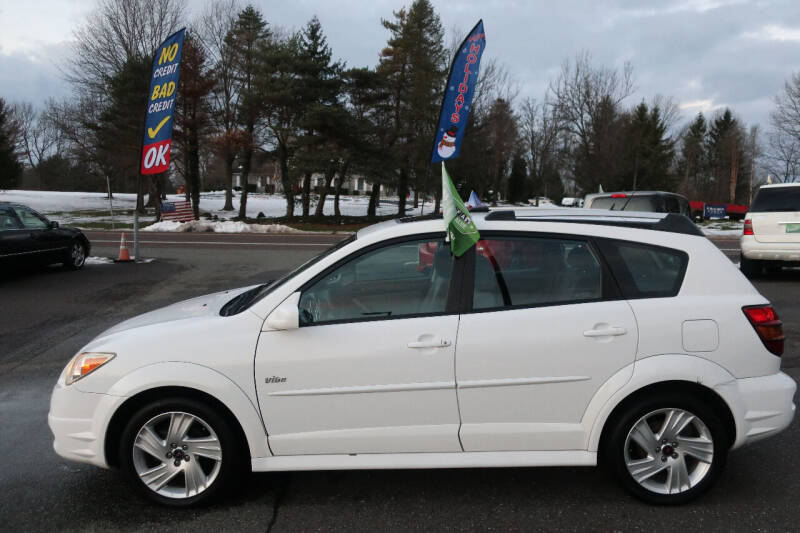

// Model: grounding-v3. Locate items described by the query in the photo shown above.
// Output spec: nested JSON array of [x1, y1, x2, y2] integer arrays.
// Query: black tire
[[62, 240, 87, 270], [604, 393, 728, 505], [740, 254, 762, 278], [119, 397, 247, 507]]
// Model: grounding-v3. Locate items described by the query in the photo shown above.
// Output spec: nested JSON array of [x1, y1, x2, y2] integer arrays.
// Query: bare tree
[[198, 0, 241, 211], [65, 0, 186, 95], [765, 130, 800, 183], [549, 51, 635, 193], [772, 72, 800, 143], [11, 101, 59, 168]]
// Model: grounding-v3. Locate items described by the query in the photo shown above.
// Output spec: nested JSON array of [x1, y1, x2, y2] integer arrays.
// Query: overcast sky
[[1, 0, 799, 131]]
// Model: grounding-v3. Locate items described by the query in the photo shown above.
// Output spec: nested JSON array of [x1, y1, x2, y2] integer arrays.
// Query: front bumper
[[741, 236, 800, 262], [48, 381, 122, 468], [719, 371, 797, 450]]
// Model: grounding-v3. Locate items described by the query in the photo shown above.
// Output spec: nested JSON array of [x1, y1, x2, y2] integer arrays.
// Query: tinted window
[[664, 196, 680, 213], [12, 207, 48, 229], [749, 187, 800, 212], [299, 237, 453, 325], [590, 196, 658, 212], [0, 207, 21, 230], [597, 240, 688, 298], [472, 237, 604, 310]]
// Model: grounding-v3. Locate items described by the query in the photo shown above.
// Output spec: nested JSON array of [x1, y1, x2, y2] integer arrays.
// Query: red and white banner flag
[[160, 200, 193, 222]]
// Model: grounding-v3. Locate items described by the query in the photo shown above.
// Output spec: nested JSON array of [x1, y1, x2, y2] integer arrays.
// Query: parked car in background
[[741, 183, 800, 277], [0, 202, 90, 270], [584, 191, 691, 217], [561, 197, 583, 207], [50, 208, 794, 507]]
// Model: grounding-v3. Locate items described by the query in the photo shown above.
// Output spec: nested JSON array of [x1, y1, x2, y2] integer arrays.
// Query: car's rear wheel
[[740, 254, 762, 278], [63, 241, 86, 270], [605, 395, 728, 505], [119, 397, 244, 507]]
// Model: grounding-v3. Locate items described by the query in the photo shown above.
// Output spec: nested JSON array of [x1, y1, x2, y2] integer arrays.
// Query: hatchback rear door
[[748, 186, 800, 243]]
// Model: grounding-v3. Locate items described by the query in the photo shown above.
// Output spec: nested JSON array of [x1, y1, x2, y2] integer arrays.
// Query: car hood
[[95, 285, 259, 339]]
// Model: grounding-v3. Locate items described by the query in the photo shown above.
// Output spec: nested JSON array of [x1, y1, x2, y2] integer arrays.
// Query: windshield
[[219, 234, 356, 316], [749, 187, 800, 212]]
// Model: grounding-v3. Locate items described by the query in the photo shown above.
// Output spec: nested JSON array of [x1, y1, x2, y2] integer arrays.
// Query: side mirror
[[49, 221, 59, 229], [264, 292, 301, 331]]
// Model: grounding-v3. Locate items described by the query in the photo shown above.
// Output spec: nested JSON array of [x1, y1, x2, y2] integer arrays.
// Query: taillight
[[743, 305, 784, 356], [743, 219, 754, 235], [611, 193, 627, 198]]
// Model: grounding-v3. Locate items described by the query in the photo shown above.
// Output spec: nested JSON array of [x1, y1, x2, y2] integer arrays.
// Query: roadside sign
[[704, 204, 726, 219], [141, 28, 185, 175]]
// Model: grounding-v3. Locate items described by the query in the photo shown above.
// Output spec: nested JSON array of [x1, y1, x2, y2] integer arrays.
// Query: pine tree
[[227, 6, 270, 219], [679, 113, 707, 198], [174, 34, 214, 219], [294, 16, 343, 218], [378, 0, 446, 215], [707, 109, 745, 203], [507, 152, 527, 203], [0, 98, 22, 189]]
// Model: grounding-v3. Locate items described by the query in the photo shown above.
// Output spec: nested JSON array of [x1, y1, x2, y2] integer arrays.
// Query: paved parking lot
[[1, 232, 799, 531]]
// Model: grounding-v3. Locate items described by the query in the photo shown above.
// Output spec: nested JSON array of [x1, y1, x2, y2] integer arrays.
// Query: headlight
[[65, 352, 115, 385]]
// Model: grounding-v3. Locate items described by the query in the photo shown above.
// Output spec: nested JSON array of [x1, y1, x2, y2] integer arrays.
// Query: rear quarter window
[[597, 239, 688, 299]]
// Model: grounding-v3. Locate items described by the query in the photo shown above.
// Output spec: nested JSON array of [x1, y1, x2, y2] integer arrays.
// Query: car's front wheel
[[63, 241, 86, 270], [119, 397, 245, 506], [605, 395, 728, 505]]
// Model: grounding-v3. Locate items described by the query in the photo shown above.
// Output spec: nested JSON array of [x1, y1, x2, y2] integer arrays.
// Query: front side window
[[12, 207, 48, 229], [596, 239, 688, 298], [299, 237, 453, 325], [0, 207, 21, 230], [472, 236, 604, 311]]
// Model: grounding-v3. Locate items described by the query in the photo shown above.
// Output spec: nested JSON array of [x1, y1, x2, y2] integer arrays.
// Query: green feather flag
[[441, 162, 479, 257]]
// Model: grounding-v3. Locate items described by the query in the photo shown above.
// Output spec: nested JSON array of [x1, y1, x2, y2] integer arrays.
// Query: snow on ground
[[0, 190, 426, 226], [85, 256, 114, 265], [700, 220, 744, 236], [143, 220, 306, 233]]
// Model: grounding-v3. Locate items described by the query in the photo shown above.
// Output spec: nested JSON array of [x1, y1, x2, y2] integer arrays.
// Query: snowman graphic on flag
[[436, 126, 458, 159]]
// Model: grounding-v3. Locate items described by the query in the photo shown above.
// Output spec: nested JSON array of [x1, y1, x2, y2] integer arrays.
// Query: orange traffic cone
[[114, 232, 133, 262]]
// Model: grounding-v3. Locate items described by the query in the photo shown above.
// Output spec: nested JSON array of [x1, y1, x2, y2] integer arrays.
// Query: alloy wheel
[[132, 411, 223, 499], [623, 407, 714, 495], [71, 242, 85, 267]]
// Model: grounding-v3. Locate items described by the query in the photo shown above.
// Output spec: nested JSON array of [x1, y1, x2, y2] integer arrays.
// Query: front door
[[255, 236, 464, 455], [455, 234, 638, 451]]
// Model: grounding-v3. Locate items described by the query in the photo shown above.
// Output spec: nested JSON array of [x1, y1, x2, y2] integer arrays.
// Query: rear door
[[0, 206, 28, 261], [748, 186, 800, 243], [455, 234, 638, 452]]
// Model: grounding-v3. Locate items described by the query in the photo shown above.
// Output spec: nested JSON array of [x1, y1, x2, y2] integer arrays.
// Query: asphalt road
[[2, 231, 799, 532]]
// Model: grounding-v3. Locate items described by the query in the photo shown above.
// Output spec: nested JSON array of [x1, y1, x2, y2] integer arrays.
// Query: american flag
[[160, 200, 194, 222]]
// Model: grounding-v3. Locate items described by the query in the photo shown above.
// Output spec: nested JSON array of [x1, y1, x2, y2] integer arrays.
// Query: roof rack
[[483, 210, 704, 236]]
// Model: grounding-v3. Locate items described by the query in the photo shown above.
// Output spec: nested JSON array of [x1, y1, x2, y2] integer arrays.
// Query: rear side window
[[0, 207, 21, 230], [472, 236, 605, 311], [749, 187, 800, 212], [597, 240, 688, 299]]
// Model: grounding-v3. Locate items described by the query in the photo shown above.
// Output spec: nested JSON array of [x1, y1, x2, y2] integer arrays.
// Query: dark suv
[[583, 191, 691, 216]]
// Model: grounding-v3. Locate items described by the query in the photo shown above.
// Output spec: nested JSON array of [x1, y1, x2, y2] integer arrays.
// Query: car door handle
[[407, 339, 452, 349], [583, 326, 627, 337]]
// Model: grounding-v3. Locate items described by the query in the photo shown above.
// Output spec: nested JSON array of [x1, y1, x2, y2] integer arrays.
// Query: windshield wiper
[[220, 282, 274, 316]]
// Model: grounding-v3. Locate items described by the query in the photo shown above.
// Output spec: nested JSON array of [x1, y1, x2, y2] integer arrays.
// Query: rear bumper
[[718, 371, 797, 449], [741, 236, 800, 262]]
